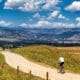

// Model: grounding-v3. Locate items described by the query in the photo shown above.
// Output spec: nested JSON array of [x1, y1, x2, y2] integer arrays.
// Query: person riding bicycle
[[58, 56, 65, 73]]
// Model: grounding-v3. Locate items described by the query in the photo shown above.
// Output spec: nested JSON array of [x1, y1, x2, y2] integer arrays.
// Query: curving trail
[[1, 51, 80, 80]]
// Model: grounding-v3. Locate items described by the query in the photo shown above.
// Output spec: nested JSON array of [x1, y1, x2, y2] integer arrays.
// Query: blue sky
[[0, 0, 80, 28]]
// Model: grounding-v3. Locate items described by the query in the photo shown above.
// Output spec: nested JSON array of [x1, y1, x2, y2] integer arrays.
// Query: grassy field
[[0, 53, 44, 80], [12, 45, 80, 74]]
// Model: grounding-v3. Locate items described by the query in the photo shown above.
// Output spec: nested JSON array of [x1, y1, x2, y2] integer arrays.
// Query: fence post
[[46, 72, 49, 80], [17, 66, 19, 75], [1, 63, 4, 68], [29, 70, 32, 79]]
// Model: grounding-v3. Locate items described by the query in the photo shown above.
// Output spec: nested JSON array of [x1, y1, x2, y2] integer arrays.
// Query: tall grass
[[0, 53, 44, 80], [12, 45, 80, 73]]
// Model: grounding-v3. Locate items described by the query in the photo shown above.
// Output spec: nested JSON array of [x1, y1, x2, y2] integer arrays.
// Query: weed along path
[[1, 51, 80, 80]]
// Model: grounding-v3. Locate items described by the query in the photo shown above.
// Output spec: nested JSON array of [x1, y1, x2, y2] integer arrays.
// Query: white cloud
[[58, 14, 69, 20], [20, 23, 28, 27], [65, 1, 80, 11], [51, 22, 74, 28], [20, 20, 75, 28], [33, 13, 40, 18], [0, 21, 12, 27], [76, 17, 80, 27], [20, 21, 51, 28], [43, 0, 59, 9], [77, 22, 80, 27], [33, 13, 46, 21], [76, 17, 80, 22], [48, 10, 59, 19], [39, 16, 47, 21], [4, 0, 59, 12], [35, 20, 51, 27]]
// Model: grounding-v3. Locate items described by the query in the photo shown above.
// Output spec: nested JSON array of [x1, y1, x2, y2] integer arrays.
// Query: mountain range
[[0, 27, 80, 46]]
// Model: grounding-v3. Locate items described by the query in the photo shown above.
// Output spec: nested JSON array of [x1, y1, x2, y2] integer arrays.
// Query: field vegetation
[[12, 45, 80, 73], [0, 53, 44, 80]]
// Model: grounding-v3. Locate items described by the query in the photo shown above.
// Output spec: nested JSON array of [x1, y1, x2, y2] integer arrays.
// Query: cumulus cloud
[[33, 13, 40, 18], [33, 13, 46, 21], [4, 0, 59, 12], [48, 10, 59, 19], [51, 22, 74, 28], [43, 0, 59, 9], [76, 17, 80, 27], [76, 22, 80, 27], [0, 21, 12, 27], [65, 1, 80, 11], [20, 21, 50, 28], [58, 14, 69, 20], [76, 17, 80, 22], [35, 20, 51, 27], [20, 20, 75, 28], [20, 23, 28, 27]]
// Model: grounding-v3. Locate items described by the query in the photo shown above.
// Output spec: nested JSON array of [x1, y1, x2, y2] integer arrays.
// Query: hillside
[[0, 52, 44, 80], [12, 45, 80, 73]]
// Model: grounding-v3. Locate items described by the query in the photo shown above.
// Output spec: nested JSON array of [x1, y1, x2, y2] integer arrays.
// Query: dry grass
[[0, 53, 44, 80], [12, 45, 80, 74]]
